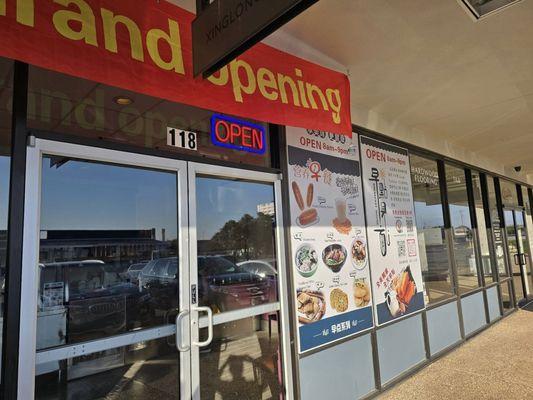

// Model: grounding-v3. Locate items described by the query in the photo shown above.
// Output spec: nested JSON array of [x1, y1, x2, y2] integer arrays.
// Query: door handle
[[175, 310, 190, 352], [514, 254, 520, 265], [192, 306, 213, 348]]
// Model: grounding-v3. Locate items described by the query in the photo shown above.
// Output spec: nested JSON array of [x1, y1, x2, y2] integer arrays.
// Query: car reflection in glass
[[138, 256, 275, 313], [237, 259, 278, 303], [137, 257, 179, 321], [125, 261, 149, 285], [38, 255, 277, 345], [198, 256, 275, 313]]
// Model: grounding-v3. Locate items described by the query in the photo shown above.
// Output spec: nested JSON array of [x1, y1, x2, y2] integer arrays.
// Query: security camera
[[514, 166, 522, 172]]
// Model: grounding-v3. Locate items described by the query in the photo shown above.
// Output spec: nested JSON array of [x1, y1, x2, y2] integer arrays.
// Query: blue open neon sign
[[210, 114, 266, 154]]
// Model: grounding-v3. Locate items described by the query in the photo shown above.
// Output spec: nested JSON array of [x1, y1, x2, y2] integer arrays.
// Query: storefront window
[[410, 154, 453, 303], [35, 156, 183, 398], [499, 179, 519, 208], [199, 314, 283, 399], [523, 187, 533, 295], [196, 176, 279, 311], [472, 172, 496, 284], [501, 279, 513, 311], [27, 66, 271, 168], [487, 177, 508, 277], [0, 57, 13, 377], [37, 157, 180, 346], [445, 164, 480, 294]]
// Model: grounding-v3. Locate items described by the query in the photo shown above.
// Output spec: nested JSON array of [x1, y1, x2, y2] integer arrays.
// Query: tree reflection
[[206, 213, 275, 262]]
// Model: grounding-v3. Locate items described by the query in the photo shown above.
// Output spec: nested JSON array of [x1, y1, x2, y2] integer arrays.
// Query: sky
[[38, 157, 275, 242], [40, 157, 179, 241]]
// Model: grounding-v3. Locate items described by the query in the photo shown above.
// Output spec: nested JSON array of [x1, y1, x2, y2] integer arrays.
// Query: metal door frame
[[503, 207, 528, 304], [510, 209, 531, 297], [18, 139, 192, 399], [187, 162, 294, 400], [517, 211, 533, 297]]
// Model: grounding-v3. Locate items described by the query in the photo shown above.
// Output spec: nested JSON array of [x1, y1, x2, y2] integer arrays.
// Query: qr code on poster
[[407, 238, 417, 257], [397, 240, 406, 257], [406, 218, 414, 232]]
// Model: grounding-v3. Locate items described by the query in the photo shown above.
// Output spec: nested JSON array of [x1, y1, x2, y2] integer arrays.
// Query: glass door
[[19, 141, 292, 399], [187, 163, 291, 400], [19, 140, 191, 399], [503, 209, 528, 304], [514, 212, 533, 298]]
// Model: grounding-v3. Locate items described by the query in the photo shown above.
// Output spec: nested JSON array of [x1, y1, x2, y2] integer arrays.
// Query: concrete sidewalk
[[377, 308, 533, 400]]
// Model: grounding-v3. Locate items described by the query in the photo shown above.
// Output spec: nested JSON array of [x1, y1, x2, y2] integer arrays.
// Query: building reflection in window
[[36, 156, 180, 394]]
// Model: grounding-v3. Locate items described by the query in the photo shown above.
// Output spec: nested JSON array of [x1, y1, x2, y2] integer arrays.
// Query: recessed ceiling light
[[113, 96, 133, 105]]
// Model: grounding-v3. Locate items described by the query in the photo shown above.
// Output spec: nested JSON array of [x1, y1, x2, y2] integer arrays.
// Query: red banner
[[0, 0, 351, 134]]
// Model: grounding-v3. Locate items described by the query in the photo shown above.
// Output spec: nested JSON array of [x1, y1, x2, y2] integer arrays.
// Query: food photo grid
[[286, 127, 374, 353]]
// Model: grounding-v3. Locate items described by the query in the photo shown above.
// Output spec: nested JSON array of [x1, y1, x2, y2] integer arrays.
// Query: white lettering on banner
[[0, 0, 352, 133]]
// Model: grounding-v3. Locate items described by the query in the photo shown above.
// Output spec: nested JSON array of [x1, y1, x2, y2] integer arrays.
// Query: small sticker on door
[[191, 284, 197, 304]]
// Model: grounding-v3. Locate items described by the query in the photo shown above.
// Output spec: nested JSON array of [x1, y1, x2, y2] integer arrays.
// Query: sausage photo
[[298, 208, 318, 226], [306, 183, 314, 207], [292, 181, 305, 210]]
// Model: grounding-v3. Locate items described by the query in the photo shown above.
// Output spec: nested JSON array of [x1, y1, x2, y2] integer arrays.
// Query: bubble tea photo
[[335, 198, 347, 222], [333, 198, 352, 235]]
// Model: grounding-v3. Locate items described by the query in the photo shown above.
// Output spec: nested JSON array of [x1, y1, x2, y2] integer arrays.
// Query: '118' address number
[[167, 127, 197, 151]]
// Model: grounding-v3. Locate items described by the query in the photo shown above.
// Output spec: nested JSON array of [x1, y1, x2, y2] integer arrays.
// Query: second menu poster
[[360, 136, 425, 326], [287, 127, 374, 353]]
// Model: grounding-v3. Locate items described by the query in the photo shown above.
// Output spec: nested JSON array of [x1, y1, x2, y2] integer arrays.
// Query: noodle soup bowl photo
[[322, 244, 347, 273], [295, 244, 319, 277]]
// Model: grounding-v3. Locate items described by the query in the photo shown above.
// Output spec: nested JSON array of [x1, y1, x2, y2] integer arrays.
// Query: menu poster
[[360, 136, 425, 326], [287, 127, 373, 353]]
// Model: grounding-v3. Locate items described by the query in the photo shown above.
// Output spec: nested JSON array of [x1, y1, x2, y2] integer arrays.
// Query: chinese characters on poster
[[360, 136, 425, 326], [287, 127, 373, 353]]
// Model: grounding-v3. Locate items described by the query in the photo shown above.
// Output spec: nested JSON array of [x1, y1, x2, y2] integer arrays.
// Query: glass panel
[[504, 210, 524, 301], [28, 66, 271, 168], [410, 154, 453, 303], [487, 177, 507, 277], [35, 156, 180, 397], [514, 212, 529, 299], [521, 187, 533, 296], [445, 165, 480, 294], [36, 336, 179, 400], [0, 56, 13, 379], [196, 176, 278, 313], [471, 172, 495, 284], [500, 179, 519, 208], [501, 280, 513, 312], [199, 313, 283, 400]]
